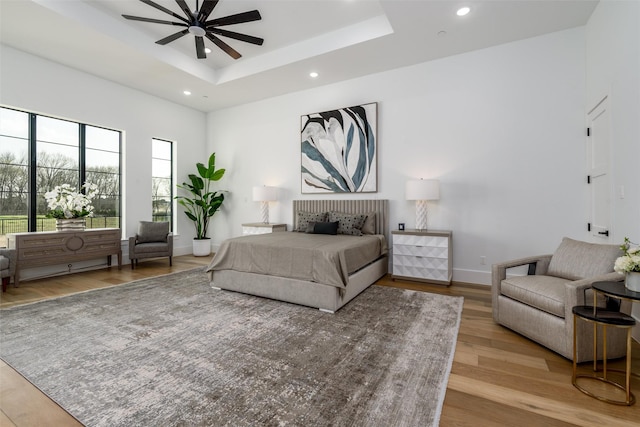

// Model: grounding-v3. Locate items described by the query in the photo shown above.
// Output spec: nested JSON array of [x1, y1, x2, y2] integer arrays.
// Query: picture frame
[[300, 102, 377, 194]]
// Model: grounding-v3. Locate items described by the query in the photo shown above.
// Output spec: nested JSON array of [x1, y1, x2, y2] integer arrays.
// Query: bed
[[206, 199, 388, 312]]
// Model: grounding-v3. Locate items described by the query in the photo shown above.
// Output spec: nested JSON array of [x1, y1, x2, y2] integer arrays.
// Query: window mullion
[[28, 114, 37, 232], [79, 124, 86, 189]]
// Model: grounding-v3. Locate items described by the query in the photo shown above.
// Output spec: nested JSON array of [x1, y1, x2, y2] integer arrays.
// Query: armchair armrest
[[492, 254, 553, 287], [564, 272, 626, 317], [491, 254, 552, 322], [0, 249, 17, 276]]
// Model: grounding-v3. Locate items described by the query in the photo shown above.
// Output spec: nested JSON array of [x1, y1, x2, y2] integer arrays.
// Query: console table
[[7, 228, 122, 286]]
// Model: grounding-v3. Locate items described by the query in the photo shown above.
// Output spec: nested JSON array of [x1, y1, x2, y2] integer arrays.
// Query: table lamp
[[252, 186, 277, 223], [405, 179, 440, 230]]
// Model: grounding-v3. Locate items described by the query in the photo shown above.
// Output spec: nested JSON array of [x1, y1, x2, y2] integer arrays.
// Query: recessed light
[[205, 47, 211, 54], [309, 72, 319, 78], [437, 30, 447, 38], [183, 90, 191, 96], [457, 7, 470, 16]]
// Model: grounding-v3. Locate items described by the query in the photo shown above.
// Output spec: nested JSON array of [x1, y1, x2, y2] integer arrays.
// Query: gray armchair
[[492, 237, 630, 363], [1, 248, 17, 292], [128, 221, 173, 269]]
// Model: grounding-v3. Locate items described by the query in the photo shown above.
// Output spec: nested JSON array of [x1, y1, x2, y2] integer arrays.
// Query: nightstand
[[391, 229, 452, 285], [242, 223, 287, 235]]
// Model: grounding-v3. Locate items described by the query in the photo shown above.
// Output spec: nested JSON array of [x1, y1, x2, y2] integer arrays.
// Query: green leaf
[[196, 162, 208, 178], [211, 168, 225, 181], [189, 175, 204, 192]]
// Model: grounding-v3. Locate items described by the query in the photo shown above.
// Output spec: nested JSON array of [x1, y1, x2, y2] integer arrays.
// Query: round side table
[[571, 280, 638, 406]]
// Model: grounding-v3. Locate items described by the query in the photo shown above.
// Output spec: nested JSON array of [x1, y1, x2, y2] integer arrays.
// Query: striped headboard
[[292, 199, 389, 241]]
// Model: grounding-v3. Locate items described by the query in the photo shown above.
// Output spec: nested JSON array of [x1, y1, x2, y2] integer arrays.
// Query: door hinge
[[587, 175, 591, 184], [587, 223, 591, 232], [587, 127, 591, 136]]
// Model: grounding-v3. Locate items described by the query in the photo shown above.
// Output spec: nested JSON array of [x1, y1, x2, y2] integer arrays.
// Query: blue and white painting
[[301, 102, 377, 193]]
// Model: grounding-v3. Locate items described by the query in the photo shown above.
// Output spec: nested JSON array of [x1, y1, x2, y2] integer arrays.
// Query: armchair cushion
[[547, 237, 621, 280], [501, 275, 567, 318], [133, 242, 171, 254], [0, 255, 8, 271], [137, 221, 169, 243]]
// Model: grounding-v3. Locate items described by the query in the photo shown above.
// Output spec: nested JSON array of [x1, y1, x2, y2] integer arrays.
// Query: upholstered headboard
[[292, 199, 389, 242]]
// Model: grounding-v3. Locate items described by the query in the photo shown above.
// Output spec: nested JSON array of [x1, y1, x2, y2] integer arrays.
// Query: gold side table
[[571, 280, 639, 406]]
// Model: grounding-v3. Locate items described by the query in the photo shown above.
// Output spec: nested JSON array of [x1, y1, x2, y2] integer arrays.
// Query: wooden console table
[[7, 228, 122, 286]]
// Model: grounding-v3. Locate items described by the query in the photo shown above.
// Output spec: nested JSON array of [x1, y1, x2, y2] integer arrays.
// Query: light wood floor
[[1, 255, 639, 426]]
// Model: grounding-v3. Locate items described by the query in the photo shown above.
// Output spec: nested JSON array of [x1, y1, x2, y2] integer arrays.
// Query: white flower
[[614, 237, 640, 274], [45, 183, 98, 219]]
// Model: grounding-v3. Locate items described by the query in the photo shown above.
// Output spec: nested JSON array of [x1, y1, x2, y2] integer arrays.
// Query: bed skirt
[[209, 256, 388, 313]]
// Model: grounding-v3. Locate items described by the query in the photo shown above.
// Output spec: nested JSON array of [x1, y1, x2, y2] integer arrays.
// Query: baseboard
[[452, 268, 491, 286]]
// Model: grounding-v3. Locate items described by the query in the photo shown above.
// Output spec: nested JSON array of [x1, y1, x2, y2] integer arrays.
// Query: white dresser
[[391, 229, 452, 285], [241, 223, 287, 235]]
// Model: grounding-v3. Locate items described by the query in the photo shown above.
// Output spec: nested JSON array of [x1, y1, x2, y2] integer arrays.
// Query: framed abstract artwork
[[301, 102, 377, 193]]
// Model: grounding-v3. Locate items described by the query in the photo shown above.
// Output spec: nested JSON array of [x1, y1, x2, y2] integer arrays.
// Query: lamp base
[[415, 200, 428, 230], [260, 201, 270, 224]]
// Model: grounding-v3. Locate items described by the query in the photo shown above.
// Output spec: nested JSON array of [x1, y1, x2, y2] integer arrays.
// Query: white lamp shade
[[252, 186, 277, 202], [405, 179, 440, 201]]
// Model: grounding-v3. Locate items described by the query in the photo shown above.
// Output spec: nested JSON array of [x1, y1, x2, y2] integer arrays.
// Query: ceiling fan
[[122, 0, 263, 60]]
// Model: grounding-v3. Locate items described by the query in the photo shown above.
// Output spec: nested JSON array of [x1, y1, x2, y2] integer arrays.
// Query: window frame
[[151, 138, 174, 231], [0, 106, 122, 237]]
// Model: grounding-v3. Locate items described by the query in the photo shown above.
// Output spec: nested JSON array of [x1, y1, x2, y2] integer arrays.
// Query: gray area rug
[[0, 268, 463, 427]]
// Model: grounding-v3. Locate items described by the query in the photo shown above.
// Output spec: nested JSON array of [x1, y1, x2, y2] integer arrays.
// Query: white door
[[587, 96, 612, 242]]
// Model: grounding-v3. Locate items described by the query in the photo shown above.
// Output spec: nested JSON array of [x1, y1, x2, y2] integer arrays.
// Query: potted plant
[[176, 153, 226, 256], [44, 183, 98, 231]]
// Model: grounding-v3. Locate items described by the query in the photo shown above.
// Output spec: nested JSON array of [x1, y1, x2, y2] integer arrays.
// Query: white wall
[[0, 45, 207, 276], [208, 27, 588, 285], [585, 0, 640, 339]]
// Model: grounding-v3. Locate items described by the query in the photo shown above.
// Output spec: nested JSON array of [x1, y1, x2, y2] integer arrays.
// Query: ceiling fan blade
[[139, 0, 189, 24], [156, 29, 189, 45], [206, 10, 261, 27], [205, 33, 241, 59], [208, 28, 263, 46], [122, 15, 187, 26], [195, 36, 207, 59], [197, 0, 219, 23], [174, 0, 193, 21]]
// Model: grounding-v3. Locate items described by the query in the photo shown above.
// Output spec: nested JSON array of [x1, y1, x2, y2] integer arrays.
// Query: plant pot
[[625, 272, 640, 292], [56, 218, 86, 231], [193, 238, 211, 257]]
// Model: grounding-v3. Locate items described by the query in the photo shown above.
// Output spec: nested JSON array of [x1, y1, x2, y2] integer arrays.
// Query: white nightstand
[[242, 223, 287, 235], [391, 229, 452, 285]]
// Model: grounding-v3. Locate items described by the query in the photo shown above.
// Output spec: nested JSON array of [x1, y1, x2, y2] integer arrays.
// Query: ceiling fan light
[[188, 26, 206, 37]]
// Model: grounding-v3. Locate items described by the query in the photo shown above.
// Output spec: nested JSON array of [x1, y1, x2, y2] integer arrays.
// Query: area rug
[[0, 268, 463, 427]]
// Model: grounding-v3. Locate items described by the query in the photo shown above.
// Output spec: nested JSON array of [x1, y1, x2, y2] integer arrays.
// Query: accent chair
[[1, 248, 17, 292], [128, 221, 173, 269], [492, 237, 630, 363]]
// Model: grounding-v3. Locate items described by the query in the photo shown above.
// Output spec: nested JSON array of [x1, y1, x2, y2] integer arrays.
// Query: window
[[151, 138, 173, 229], [0, 107, 121, 246]]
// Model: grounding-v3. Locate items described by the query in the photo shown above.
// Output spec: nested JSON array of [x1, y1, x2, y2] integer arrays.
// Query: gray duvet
[[206, 232, 387, 288]]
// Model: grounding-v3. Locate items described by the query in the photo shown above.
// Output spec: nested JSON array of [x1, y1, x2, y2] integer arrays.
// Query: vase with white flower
[[613, 237, 640, 292], [44, 183, 98, 231]]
